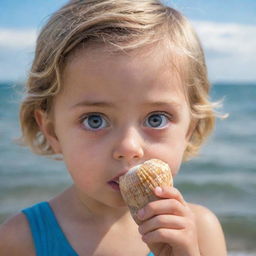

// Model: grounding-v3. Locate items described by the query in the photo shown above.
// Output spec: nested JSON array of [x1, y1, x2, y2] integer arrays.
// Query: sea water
[[0, 82, 256, 255]]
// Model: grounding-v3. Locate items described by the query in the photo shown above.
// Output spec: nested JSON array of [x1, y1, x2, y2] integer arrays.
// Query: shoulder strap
[[22, 202, 78, 256]]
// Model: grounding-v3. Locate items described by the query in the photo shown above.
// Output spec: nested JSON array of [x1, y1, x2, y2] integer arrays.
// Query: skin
[[0, 46, 227, 256]]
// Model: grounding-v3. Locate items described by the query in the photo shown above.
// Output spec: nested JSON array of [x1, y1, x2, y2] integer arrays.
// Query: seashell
[[119, 159, 173, 224]]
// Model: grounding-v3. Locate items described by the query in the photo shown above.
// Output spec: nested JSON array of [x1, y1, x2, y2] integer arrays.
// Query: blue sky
[[0, 0, 256, 82]]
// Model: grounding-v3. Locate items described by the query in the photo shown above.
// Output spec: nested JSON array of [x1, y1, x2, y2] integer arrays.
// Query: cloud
[[193, 21, 256, 56], [0, 28, 37, 49], [192, 21, 256, 82], [0, 28, 37, 82], [0, 22, 256, 82]]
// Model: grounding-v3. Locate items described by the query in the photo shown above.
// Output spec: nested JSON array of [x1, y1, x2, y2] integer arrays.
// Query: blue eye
[[82, 114, 108, 130], [144, 113, 170, 128]]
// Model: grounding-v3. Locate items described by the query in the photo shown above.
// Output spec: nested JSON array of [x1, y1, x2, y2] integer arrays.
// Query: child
[[0, 0, 227, 255]]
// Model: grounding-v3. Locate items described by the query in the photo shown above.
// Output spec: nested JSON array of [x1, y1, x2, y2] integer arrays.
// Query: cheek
[[169, 158, 182, 177], [60, 137, 108, 179], [170, 140, 188, 174], [148, 139, 187, 177], [64, 152, 100, 193], [60, 130, 106, 159]]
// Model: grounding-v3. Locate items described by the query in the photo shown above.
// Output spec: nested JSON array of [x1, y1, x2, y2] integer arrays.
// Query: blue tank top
[[22, 202, 154, 256]]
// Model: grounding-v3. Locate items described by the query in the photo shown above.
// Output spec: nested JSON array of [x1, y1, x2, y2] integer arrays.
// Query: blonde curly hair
[[19, 0, 220, 160]]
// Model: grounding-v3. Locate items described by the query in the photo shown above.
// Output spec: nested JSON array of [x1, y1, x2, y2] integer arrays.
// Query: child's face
[[45, 46, 192, 208]]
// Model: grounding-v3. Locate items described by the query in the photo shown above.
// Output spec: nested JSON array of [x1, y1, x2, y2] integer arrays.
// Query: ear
[[34, 109, 62, 154]]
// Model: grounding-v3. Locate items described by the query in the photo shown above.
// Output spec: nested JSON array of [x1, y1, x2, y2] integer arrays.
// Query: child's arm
[[0, 213, 34, 256], [137, 187, 227, 256]]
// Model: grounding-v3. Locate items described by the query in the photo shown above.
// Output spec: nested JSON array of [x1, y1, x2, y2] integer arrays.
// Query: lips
[[108, 171, 127, 191], [111, 171, 127, 183], [108, 180, 120, 191], [112, 177, 120, 184]]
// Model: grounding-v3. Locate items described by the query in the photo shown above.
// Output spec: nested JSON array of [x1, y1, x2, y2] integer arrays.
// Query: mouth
[[108, 171, 126, 191], [107, 180, 120, 191]]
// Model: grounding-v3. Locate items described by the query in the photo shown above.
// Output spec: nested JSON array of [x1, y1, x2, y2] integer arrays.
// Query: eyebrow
[[144, 101, 181, 108], [71, 100, 116, 109], [71, 100, 181, 109]]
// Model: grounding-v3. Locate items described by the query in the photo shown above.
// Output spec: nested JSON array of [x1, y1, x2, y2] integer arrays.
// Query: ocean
[[0, 82, 256, 255]]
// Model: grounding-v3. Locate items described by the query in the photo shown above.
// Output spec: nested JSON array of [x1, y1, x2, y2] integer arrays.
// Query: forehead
[[62, 47, 183, 96], [63, 43, 187, 85], [58, 44, 190, 108]]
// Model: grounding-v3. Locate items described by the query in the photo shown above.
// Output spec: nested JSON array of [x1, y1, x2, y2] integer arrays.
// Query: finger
[[137, 198, 189, 221], [142, 228, 183, 246], [154, 186, 187, 206], [138, 215, 185, 235]]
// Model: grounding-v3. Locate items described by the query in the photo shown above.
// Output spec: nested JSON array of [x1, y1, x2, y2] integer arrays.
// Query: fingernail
[[137, 208, 145, 219], [155, 186, 162, 194]]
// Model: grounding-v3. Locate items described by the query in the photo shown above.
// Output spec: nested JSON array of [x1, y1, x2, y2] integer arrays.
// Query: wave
[[221, 215, 256, 252]]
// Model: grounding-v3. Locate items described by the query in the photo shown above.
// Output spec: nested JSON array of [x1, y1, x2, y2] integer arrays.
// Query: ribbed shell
[[119, 159, 173, 224]]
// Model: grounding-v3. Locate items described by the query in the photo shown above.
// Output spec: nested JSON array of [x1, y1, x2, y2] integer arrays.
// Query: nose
[[112, 126, 144, 163]]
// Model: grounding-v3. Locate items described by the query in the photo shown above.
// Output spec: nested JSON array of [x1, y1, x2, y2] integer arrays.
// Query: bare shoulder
[[188, 203, 222, 227], [0, 213, 35, 256], [188, 203, 227, 256]]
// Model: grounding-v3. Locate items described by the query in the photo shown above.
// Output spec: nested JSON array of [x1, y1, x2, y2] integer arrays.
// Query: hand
[[137, 186, 200, 256]]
